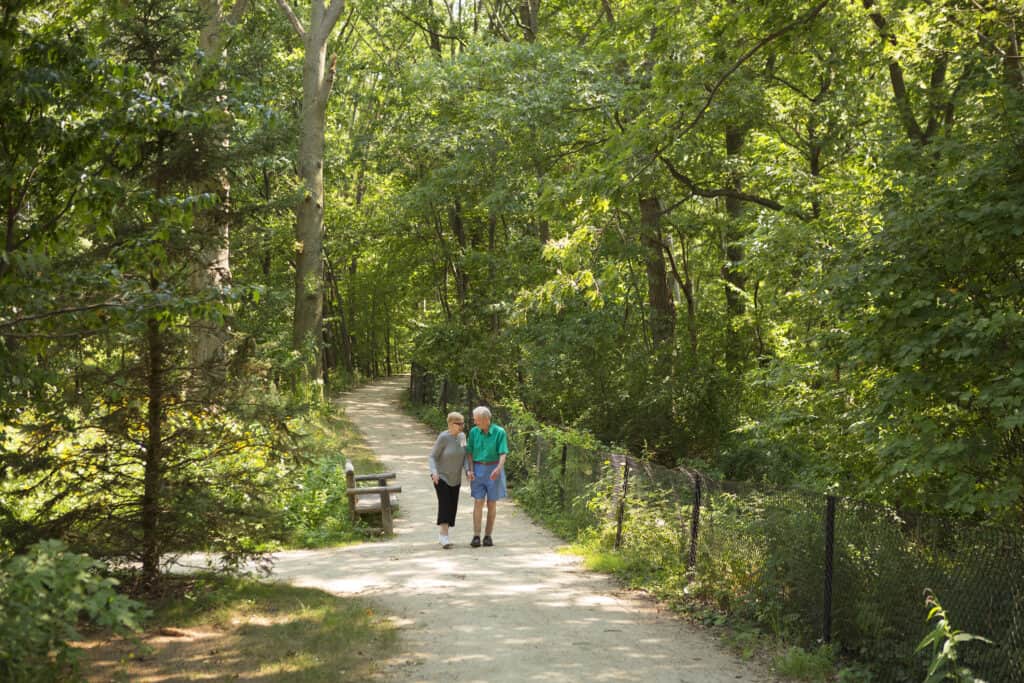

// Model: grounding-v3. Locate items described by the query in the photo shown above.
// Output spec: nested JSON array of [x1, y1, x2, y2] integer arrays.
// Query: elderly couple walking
[[427, 407, 507, 549]]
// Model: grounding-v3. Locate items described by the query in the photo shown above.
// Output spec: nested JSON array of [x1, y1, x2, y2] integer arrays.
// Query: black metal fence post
[[559, 443, 568, 509], [614, 461, 630, 549], [824, 494, 837, 644], [686, 473, 702, 574]]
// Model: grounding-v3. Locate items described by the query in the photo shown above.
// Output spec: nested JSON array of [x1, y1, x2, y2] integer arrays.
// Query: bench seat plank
[[354, 472, 397, 482], [354, 495, 400, 513]]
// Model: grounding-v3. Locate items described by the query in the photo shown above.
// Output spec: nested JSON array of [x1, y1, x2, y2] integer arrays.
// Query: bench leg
[[380, 493, 393, 535]]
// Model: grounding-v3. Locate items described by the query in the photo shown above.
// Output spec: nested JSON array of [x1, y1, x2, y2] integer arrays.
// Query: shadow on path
[[265, 377, 775, 682]]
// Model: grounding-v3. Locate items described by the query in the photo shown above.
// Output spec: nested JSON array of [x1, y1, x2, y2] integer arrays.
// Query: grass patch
[[80, 573, 395, 682], [278, 411, 386, 549], [574, 544, 630, 575], [772, 645, 835, 681], [399, 396, 448, 432]]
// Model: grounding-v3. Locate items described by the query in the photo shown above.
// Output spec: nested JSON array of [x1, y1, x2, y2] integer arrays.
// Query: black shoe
[[483, 536, 493, 547], [470, 535, 481, 548]]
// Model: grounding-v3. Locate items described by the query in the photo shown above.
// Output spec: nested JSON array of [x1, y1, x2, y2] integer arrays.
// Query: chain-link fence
[[408, 371, 1024, 682]]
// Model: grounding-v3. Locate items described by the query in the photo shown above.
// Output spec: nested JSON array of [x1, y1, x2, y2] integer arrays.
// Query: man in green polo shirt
[[465, 405, 508, 547]]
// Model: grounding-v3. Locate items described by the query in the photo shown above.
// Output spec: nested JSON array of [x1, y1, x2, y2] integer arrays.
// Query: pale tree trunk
[[190, 0, 248, 378], [294, 36, 328, 369], [276, 0, 348, 381], [663, 227, 698, 355]]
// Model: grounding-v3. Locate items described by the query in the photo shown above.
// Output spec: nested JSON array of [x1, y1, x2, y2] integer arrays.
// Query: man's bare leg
[[473, 499, 484, 536], [485, 500, 497, 536]]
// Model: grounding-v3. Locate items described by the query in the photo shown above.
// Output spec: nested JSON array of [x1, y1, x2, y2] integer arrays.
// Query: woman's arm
[[428, 434, 444, 482]]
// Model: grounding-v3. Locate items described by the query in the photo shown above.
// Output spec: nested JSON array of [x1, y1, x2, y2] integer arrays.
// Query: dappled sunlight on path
[[267, 377, 775, 682]]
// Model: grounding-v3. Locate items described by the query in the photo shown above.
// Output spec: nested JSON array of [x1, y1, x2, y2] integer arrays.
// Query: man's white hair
[[472, 406, 492, 420]]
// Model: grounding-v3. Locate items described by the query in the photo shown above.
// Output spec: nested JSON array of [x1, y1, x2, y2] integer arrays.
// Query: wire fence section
[[408, 374, 1024, 682]]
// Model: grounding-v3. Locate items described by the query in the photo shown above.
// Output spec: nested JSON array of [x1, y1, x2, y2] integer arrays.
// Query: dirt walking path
[[269, 377, 775, 682]]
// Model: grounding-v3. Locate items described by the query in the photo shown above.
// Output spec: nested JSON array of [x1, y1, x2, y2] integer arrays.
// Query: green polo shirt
[[467, 424, 508, 463]]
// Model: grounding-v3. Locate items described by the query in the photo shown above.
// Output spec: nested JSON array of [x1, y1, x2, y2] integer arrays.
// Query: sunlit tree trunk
[[190, 0, 247, 379], [275, 0, 348, 381]]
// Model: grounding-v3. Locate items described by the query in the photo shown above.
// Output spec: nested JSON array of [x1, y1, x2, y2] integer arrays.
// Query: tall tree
[[274, 0, 350, 378], [189, 0, 251, 379]]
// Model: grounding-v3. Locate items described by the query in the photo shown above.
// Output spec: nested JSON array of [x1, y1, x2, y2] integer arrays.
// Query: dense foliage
[[2, 0, 1021, 605], [377, 0, 1024, 521], [0, 0, 393, 585]]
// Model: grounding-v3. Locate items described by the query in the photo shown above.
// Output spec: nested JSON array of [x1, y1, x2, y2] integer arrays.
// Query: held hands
[[465, 469, 475, 481]]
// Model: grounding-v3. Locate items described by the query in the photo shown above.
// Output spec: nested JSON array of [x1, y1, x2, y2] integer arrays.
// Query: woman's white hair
[[472, 406, 492, 420]]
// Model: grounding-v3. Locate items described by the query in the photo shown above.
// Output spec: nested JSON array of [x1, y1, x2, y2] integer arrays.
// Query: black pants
[[434, 480, 461, 526]]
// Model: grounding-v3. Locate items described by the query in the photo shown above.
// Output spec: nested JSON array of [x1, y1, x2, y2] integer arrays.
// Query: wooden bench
[[345, 462, 401, 534]]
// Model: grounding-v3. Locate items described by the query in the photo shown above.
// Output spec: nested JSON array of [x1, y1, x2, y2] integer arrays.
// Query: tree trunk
[[518, 0, 539, 42], [275, 0, 347, 381], [600, 0, 614, 25], [385, 314, 392, 376], [2, 190, 17, 280], [293, 36, 329, 375], [639, 196, 675, 345], [190, 0, 244, 379], [722, 125, 747, 370], [1005, 29, 1023, 89], [449, 202, 469, 308], [324, 253, 354, 375], [141, 315, 164, 587], [668, 228, 698, 354], [488, 210, 500, 332]]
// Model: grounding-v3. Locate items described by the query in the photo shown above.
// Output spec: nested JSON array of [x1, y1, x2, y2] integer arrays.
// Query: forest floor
[[262, 376, 777, 682]]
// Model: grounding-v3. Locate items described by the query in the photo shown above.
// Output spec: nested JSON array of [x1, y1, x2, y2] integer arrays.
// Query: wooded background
[[2, 0, 1022, 586]]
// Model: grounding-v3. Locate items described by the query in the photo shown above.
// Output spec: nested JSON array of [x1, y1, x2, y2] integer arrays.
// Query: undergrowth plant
[[916, 590, 992, 683], [0, 540, 145, 681]]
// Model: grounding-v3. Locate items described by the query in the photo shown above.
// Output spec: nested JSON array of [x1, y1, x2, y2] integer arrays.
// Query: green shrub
[[281, 455, 363, 547], [0, 540, 145, 681]]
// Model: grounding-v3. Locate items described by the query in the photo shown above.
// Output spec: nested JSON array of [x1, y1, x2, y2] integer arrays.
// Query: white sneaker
[[440, 535, 453, 549]]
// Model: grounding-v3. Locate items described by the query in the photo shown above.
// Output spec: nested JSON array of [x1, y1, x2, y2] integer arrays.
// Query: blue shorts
[[470, 462, 507, 501]]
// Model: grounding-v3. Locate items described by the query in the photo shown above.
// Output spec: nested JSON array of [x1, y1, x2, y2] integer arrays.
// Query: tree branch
[[0, 301, 126, 329], [668, 0, 830, 145], [659, 154, 810, 219], [15, 183, 81, 252], [393, 7, 467, 45], [322, 53, 338, 101], [322, 0, 347, 42], [275, 0, 306, 39], [862, 0, 927, 144], [923, 54, 949, 140]]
